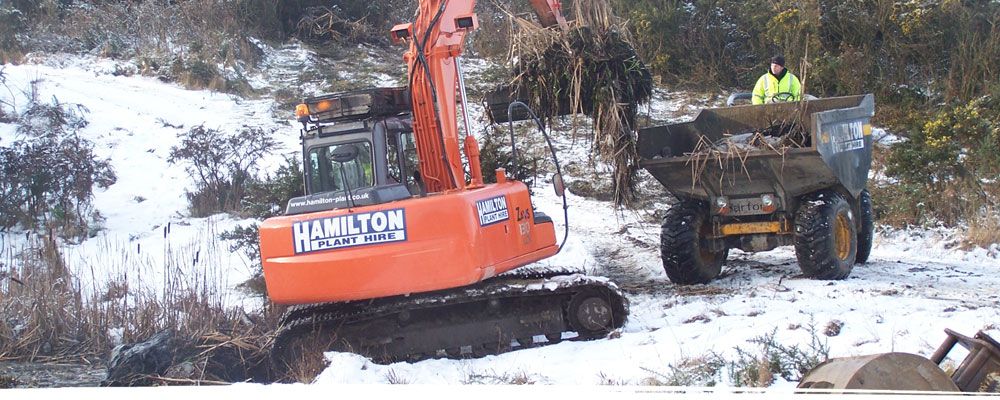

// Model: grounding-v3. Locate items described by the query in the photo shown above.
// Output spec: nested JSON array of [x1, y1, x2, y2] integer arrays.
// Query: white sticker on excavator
[[292, 208, 407, 254], [476, 195, 509, 227]]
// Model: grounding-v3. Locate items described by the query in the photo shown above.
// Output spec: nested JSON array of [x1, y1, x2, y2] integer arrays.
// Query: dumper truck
[[637, 94, 876, 284]]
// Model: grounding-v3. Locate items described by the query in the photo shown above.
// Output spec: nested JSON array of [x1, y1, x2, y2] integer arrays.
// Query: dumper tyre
[[660, 201, 728, 285], [855, 189, 874, 264], [794, 192, 856, 280]]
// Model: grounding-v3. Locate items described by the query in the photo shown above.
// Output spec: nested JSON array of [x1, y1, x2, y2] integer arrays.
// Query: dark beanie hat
[[771, 56, 785, 67]]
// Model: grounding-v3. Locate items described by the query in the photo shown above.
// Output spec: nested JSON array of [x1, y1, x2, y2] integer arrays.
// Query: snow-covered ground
[[1, 45, 999, 394]]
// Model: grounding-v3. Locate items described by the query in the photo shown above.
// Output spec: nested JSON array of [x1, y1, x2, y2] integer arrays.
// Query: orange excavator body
[[259, 0, 568, 304], [261, 180, 557, 304]]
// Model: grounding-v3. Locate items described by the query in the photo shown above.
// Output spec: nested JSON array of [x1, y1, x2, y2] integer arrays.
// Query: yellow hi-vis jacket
[[752, 71, 801, 104]]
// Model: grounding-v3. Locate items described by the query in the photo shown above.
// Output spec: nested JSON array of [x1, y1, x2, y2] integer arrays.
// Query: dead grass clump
[[270, 330, 337, 384], [642, 356, 726, 387], [170, 329, 274, 384], [504, 0, 652, 208], [463, 370, 538, 385], [297, 7, 374, 44], [965, 209, 1000, 250], [103, 327, 276, 386], [1, 235, 90, 362], [0, 374, 17, 388]]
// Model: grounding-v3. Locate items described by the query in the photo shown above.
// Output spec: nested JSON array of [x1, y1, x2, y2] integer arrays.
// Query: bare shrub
[[384, 369, 409, 384], [167, 125, 279, 217], [0, 95, 116, 240], [967, 210, 1000, 249], [9, 1, 262, 95], [295, 1, 411, 45], [0, 67, 14, 123]]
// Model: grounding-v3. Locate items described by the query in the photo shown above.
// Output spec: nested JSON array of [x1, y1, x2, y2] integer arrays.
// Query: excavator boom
[[529, 0, 569, 30]]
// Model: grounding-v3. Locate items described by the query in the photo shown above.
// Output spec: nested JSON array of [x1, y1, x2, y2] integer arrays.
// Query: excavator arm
[[390, 0, 569, 194]]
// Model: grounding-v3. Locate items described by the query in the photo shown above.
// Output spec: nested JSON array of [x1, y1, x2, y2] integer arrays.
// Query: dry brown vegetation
[[0, 233, 299, 384], [502, 0, 652, 207]]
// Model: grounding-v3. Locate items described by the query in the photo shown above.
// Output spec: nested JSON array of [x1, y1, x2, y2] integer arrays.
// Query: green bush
[[882, 95, 1000, 224], [728, 327, 829, 387], [221, 156, 304, 293], [242, 155, 305, 219]]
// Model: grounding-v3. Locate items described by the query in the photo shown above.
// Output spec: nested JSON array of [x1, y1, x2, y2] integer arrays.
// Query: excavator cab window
[[386, 131, 421, 194], [307, 141, 374, 194]]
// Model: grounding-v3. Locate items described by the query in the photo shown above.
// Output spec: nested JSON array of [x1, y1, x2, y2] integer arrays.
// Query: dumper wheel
[[855, 189, 874, 264], [661, 201, 728, 285], [794, 192, 856, 279]]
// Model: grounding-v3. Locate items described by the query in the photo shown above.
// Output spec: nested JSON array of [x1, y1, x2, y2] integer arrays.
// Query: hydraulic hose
[[408, 1, 459, 190], [506, 101, 570, 254]]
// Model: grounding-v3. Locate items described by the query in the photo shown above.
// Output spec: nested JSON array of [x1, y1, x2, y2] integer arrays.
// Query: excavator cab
[[284, 88, 418, 215]]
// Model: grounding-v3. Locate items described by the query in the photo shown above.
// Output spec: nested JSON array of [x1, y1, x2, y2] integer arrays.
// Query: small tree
[[168, 125, 278, 217]]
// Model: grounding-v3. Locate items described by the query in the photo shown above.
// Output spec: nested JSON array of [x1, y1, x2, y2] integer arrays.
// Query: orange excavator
[[260, 0, 627, 364]]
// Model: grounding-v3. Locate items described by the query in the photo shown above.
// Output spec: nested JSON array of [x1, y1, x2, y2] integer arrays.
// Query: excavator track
[[271, 270, 628, 366]]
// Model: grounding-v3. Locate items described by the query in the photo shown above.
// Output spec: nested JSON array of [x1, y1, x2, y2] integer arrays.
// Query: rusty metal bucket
[[797, 352, 959, 392]]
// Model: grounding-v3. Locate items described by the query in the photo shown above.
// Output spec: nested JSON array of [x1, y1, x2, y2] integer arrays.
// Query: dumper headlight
[[715, 196, 729, 214], [761, 194, 776, 213]]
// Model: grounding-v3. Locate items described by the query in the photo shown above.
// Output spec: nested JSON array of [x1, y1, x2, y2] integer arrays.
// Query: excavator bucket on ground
[[798, 329, 1000, 393], [798, 352, 958, 392]]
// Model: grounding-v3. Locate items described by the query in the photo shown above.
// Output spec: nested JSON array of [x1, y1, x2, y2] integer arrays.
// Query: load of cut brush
[[496, 0, 652, 207], [706, 118, 809, 153], [684, 117, 810, 188]]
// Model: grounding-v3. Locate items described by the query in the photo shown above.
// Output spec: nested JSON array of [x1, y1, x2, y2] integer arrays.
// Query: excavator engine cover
[[798, 352, 959, 392]]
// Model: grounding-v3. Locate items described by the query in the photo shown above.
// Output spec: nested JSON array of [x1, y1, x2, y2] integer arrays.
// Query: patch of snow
[[872, 127, 901, 145]]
